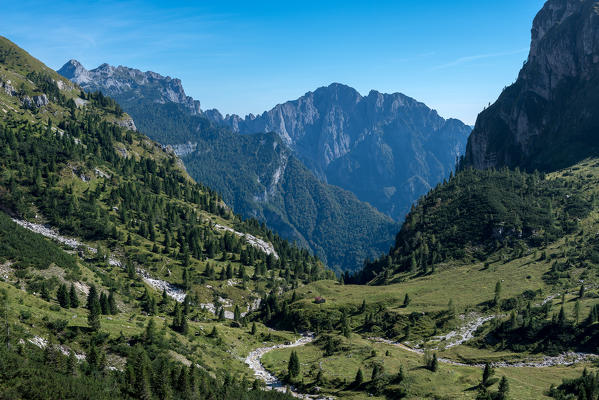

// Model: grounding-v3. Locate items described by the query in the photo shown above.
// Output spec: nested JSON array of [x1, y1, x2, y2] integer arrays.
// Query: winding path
[[370, 312, 599, 368], [244, 334, 333, 399]]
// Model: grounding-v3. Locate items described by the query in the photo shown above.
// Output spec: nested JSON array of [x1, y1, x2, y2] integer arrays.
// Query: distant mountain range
[[59, 61, 469, 270], [208, 84, 471, 219]]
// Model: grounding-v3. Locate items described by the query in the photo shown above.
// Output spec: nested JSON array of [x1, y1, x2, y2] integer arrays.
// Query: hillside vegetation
[[0, 35, 328, 399]]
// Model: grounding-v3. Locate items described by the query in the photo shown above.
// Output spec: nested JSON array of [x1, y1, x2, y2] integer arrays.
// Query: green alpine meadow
[[3, 0, 599, 398]]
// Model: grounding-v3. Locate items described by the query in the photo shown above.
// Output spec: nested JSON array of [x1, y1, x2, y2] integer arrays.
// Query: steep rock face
[[464, 0, 599, 172], [210, 83, 471, 219], [58, 60, 201, 114]]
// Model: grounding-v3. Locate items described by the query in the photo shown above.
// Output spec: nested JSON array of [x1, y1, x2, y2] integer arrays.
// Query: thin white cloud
[[431, 48, 528, 70]]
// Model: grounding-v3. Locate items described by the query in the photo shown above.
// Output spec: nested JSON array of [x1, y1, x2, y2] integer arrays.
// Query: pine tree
[[88, 300, 101, 331], [108, 290, 118, 314], [497, 376, 509, 400], [87, 344, 100, 373], [494, 281, 502, 306], [127, 261, 136, 279], [403, 293, 411, 307], [66, 350, 76, 375], [144, 318, 156, 344], [557, 306, 567, 327], [482, 363, 494, 386], [288, 350, 300, 378], [359, 299, 366, 313], [431, 353, 439, 372], [130, 345, 152, 400], [251, 322, 257, 335], [69, 284, 79, 308], [87, 285, 99, 310], [233, 305, 241, 322], [209, 326, 218, 338], [579, 284, 585, 299], [99, 292, 109, 315], [87, 285, 101, 331], [396, 365, 405, 383], [56, 283, 70, 308], [41, 283, 50, 301], [354, 368, 364, 386], [575, 299, 581, 325]]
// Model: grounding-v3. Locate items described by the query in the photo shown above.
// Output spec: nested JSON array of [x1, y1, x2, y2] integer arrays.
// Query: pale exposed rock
[[58, 60, 201, 114], [116, 117, 137, 131], [214, 223, 278, 259]]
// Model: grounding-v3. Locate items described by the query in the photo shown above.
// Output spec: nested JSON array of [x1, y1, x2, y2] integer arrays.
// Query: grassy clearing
[[262, 334, 586, 399]]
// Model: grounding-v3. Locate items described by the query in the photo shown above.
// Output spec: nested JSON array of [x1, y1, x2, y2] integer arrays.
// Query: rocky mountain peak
[[58, 60, 201, 114], [464, 0, 599, 172], [207, 82, 470, 219]]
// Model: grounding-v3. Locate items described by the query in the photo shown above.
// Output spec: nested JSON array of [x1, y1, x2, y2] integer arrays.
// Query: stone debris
[[214, 223, 278, 259], [245, 334, 332, 399]]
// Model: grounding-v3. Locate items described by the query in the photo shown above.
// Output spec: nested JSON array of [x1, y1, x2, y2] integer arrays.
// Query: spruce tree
[[494, 281, 502, 306], [354, 368, 364, 386], [99, 292, 109, 315], [288, 350, 300, 378], [41, 283, 50, 301], [497, 376, 509, 400], [88, 300, 101, 331], [482, 363, 494, 386], [431, 353, 439, 372], [56, 283, 70, 308], [108, 290, 118, 314], [69, 284, 79, 308]]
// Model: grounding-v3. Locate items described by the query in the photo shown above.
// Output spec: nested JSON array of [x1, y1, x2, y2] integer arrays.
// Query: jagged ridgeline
[[356, 165, 595, 284], [0, 36, 329, 398]]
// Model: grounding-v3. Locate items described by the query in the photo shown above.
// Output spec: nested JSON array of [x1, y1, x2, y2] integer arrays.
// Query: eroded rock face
[[210, 83, 471, 219], [464, 0, 599, 172]]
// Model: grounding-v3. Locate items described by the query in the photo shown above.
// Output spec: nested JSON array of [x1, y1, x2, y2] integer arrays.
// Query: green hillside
[[0, 36, 329, 399]]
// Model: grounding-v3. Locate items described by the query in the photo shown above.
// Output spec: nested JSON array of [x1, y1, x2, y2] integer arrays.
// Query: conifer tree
[[69, 284, 79, 308], [99, 292, 109, 315], [56, 283, 70, 308], [354, 368, 364, 386], [108, 290, 118, 314], [494, 281, 502, 306], [41, 283, 50, 301], [497, 376, 509, 400], [288, 350, 300, 378]]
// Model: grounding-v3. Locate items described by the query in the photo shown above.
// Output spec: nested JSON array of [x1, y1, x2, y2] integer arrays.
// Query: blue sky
[[4, 0, 544, 124]]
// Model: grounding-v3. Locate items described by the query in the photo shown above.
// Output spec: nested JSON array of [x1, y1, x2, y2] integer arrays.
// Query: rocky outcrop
[[21, 94, 48, 108], [209, 83, 471, 219], [464, 0, 599, 172], [58, 60, 201, 114], [1, 79, 16, 96], [115, 116, 137, 131]]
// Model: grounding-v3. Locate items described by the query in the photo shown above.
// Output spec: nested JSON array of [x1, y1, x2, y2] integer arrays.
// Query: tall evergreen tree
[[69, 284, 79, 308], [56, 283, 70, 308], [288, 350, 300, 378]]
